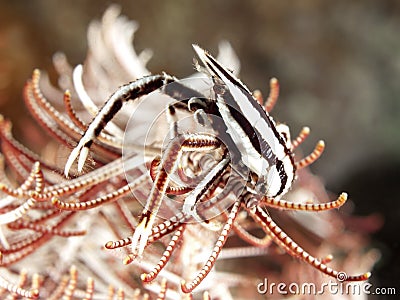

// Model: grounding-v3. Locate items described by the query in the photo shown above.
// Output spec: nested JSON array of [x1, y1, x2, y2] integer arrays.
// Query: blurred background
[[0, 0, 399, 298]]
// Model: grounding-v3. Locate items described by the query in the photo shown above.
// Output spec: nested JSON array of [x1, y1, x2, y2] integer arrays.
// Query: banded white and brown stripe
[[193, 45, 295, 198]]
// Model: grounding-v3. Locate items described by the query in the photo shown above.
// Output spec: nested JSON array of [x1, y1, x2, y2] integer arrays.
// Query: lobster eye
[[280, 131, 288, 142], [276, 124, 292, 149], [255, 178, 268, 195]]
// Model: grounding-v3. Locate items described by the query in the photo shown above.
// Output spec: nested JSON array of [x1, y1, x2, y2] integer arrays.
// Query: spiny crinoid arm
[[105, 202, 193, 254], [141, 224, 185, 282], [248, 202, 371, 282], [64, 74, 176, 176], [253, 77, 280, 113], [149, 156, 193, 195], [105, 211, 187, 256], [7, 220, 86, 237], [232, 219, 272, 247], [0, 161, 42, 198], [24, 70, 122, 173], [291, 126, 310, 150], [0, 116, 67, 177], [0, 259, 39, 299], [295, 140, 325, 169], [263, 192, 348, 212], [0, 212, 76, 266], [51, 174, 147, 211], [0, 162, 44, 225], [130, 133, 221, 258], [181, 199, 241, 293]]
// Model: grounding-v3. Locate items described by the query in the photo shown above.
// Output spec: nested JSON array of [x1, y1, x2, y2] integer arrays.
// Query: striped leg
[[166, 96, 211, 139], [149, 156, 193, 195], [64, 74, 176, 176], [131, 133, 221, 257], [182, 156, 230, 217]]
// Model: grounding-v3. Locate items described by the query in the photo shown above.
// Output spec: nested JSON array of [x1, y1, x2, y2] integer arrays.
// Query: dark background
[[0, 1, 399, 298]]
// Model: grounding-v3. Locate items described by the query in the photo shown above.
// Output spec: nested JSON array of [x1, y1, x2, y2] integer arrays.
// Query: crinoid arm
[[263, 192, 348, 212], [181, 199, 241, 293], [130, 133, 221, 257], [247, 200, 371, 282]]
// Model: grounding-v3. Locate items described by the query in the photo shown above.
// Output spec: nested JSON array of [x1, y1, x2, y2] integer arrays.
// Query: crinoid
[[0, 5, 375, 299]]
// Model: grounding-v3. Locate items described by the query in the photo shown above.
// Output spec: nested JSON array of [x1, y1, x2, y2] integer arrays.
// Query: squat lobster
[[65, 45, 370, 293]]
